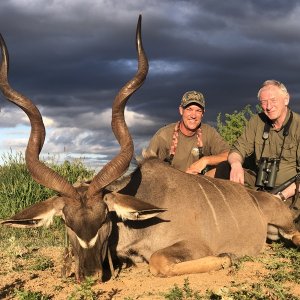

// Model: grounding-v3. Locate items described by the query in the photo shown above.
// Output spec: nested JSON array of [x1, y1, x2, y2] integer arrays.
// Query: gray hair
[[257, 80, 288, 99]]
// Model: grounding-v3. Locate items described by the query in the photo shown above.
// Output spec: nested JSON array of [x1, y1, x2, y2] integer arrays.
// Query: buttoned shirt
[[230, 109, 300, 186]]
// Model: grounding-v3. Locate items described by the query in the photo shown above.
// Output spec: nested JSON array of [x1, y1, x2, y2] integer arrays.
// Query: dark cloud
[[0, 0, 300, 167]]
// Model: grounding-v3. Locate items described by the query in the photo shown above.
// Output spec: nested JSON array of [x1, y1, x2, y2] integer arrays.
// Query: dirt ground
[[1, 244, 300, 299]]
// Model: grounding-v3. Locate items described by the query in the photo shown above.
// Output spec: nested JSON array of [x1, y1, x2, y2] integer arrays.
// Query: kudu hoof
[[218, 253, 237, 267]]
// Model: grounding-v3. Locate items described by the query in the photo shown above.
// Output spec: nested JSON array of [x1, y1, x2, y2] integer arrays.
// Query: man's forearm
[[204, 151, 229, 166], [228, 151, 243, 167]]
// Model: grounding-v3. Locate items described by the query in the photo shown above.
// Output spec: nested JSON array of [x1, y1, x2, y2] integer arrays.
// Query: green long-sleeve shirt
[[230, 109, 300, 186]]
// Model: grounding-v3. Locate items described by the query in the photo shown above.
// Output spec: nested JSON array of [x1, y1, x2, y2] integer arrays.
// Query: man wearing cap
[[144, 91, 230, 175]]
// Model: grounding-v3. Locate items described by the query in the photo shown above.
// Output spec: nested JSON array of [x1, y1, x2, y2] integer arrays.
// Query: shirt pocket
[[282, 142, 297, 162]]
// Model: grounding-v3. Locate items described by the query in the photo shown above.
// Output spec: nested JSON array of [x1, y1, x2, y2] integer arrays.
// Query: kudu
[[1, 16, 300, 282]]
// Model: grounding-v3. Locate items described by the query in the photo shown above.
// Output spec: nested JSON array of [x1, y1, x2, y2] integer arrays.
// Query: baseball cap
[[181, 91, 205, 109]]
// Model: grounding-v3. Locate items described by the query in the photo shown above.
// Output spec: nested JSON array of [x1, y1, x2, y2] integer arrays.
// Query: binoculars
[[255, 157, 280, 189]]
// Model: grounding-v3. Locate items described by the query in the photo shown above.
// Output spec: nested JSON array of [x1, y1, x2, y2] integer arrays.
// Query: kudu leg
[[254, 192, 300, 244], [149, 241, 231, 277]]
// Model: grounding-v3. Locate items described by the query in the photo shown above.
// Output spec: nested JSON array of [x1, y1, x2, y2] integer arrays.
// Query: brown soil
[[1, 244, 300, 299]]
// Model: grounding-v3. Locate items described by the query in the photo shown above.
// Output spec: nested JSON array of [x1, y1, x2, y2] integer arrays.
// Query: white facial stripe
[[88, 234, 99, 248], [76, 232, 99, 249]]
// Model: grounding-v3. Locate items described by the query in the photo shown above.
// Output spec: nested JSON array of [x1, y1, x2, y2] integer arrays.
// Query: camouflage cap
[[181, 91, 205, 109]]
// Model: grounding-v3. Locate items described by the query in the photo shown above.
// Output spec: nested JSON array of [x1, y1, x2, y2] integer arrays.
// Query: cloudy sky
[[0, 0, 300, 170]]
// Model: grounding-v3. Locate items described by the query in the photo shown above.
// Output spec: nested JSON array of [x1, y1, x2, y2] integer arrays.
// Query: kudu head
[[0, 16, 150, 281]]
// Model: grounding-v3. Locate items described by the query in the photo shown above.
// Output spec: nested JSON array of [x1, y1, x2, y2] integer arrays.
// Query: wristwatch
[[277, 191, 286, 202]]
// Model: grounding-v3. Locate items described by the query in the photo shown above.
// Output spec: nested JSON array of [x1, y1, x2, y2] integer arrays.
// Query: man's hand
[[228, 152, 245, 184], [230, 162, 245, 184], [186, 157, 208, 175]]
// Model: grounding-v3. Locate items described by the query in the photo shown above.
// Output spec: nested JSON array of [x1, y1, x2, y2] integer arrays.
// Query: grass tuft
[[14, 289, 52, 300]]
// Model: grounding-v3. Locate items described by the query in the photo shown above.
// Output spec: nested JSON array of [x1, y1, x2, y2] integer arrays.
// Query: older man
[[218, 80, 300, 205], [145, 90, 230, 176]]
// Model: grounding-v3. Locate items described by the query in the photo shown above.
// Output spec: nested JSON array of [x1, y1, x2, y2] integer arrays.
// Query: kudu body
[[1, 16, 300, 281]]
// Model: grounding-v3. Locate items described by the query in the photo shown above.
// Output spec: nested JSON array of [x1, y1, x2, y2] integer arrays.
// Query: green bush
[[216, 104, 260, 145], [0, 152, 94, 219]]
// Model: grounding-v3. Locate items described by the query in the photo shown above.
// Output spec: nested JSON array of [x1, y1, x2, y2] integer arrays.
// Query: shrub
[[0, 152, 94, 219], [216, 104, 260, 145]]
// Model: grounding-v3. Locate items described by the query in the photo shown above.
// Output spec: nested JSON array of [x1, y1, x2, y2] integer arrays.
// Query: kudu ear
[[104, 192, 167, 221], [1, 196, 65, 228]]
